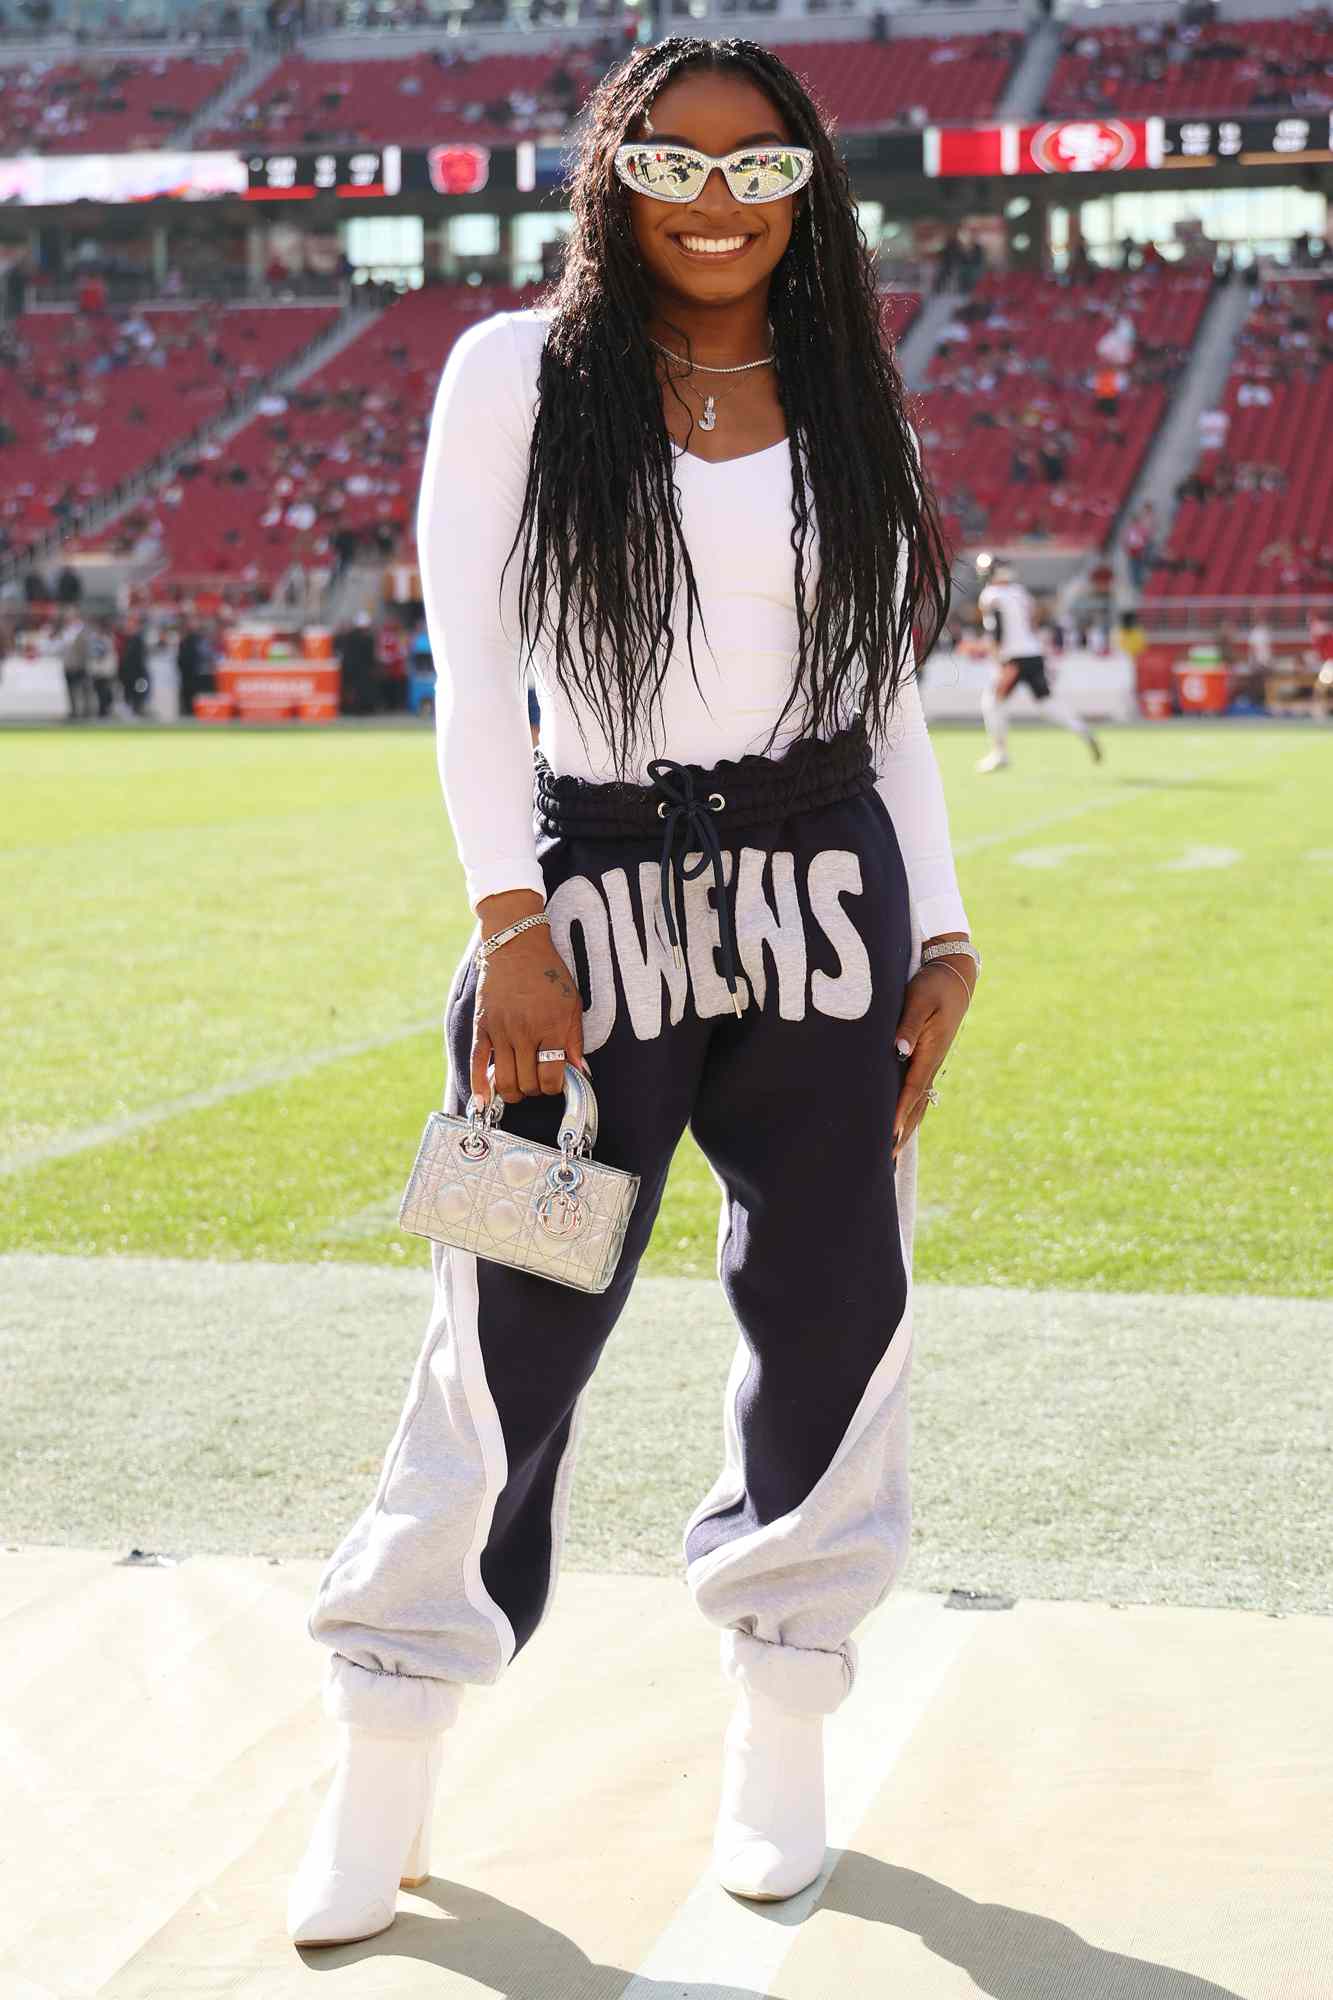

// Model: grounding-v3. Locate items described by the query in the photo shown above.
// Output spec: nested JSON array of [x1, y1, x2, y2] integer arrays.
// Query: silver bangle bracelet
[[476, 911, 550, 961], [928, 958, 974, 1003]]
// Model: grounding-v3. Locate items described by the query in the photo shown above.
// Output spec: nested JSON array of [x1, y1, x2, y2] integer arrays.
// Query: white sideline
[[617, 1599, 980, 1999], [0, 1015, 439, 1178]]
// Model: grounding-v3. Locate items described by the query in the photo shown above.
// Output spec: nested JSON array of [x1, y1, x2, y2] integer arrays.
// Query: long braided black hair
[[507, 35, 952, 777]]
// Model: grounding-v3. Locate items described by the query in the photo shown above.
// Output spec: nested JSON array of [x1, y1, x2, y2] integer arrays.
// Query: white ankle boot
[[713, 1687, 827, 1901], [287, 1725, 445, 1948]]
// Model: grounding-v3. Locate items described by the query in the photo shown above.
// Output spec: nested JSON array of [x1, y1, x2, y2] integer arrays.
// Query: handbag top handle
[[465, 1062, 599, 1159]]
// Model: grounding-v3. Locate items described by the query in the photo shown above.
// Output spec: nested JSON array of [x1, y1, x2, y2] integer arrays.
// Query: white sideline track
[[1, 1546, 1327, 1999]]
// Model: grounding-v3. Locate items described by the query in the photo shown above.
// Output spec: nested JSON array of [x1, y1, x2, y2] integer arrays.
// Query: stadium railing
[[1142, 596, 1333, 643]]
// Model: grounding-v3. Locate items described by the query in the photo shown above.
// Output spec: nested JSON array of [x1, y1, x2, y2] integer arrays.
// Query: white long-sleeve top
[[418, 308, 969, 939]]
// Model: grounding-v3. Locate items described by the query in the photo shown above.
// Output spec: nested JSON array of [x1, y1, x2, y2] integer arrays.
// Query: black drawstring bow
[[646, 757, 744, 1018]]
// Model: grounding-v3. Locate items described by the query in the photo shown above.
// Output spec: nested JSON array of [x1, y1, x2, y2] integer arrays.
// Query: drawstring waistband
[[533, 721, 877, 1019], [644, 754, 742, 1015]]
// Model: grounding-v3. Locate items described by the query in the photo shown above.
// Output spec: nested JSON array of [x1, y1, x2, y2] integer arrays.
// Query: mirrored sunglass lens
[[728, 150, 805, 199], [622, 148, 703, 197]]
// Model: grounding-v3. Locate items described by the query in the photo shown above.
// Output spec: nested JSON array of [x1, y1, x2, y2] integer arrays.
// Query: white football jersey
[[978, 581, 1043, 661]]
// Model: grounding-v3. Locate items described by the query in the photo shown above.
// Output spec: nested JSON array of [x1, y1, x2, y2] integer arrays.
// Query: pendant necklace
[[649, 333, 775, 433]]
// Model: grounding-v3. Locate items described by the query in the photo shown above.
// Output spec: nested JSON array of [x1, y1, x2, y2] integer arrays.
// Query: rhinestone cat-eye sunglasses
[[613, 142, 815, 205]]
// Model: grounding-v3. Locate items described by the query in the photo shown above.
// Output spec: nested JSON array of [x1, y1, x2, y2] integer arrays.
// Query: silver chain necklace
[[649, 335, 775, 432]]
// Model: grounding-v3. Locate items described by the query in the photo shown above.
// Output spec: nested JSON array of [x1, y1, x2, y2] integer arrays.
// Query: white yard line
[[616, 1599, 980, 2000], [954, 732, 1307, 860], [953, 780, 1164, 857], [0, 1016, 439, 1178]]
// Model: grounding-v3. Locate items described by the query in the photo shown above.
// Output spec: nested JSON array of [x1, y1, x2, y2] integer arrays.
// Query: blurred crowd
[[1047, 1, 1333, 117], [926, 262, 1203, 548], [1138, 276, 1333, 595]]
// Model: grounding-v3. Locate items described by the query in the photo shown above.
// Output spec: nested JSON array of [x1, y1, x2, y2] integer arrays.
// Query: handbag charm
[[398, 1064, 639, 1294]]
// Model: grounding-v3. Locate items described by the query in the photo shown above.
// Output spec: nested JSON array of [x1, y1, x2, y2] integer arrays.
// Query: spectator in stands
[[332, 523, 359, 581], [1198, 406, 1230, 451], [1125, 500, 1158, 589], [1038, 434, 1068, 484], [56, 564, 83, 606]]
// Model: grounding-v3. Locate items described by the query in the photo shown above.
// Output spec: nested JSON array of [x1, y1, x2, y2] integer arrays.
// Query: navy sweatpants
[[308, 778, 921, 1733]]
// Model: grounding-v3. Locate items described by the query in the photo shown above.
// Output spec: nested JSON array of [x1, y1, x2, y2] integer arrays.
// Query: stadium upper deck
[[2, 7, 1329, 154]]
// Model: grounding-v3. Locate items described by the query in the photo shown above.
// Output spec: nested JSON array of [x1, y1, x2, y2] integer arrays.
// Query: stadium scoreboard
[[1160, 113, 1333, 168], [243, 143, 550, 201]]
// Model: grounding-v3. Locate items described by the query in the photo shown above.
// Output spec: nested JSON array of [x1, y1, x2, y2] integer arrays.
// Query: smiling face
[[623, 66, 798, 309]]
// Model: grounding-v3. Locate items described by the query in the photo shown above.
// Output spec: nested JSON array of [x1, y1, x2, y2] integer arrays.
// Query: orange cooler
[[1173, 663, 1231, 713]]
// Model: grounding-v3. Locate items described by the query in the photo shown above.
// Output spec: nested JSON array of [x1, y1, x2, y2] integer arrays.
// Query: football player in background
[[975, 558, 1103, 773]]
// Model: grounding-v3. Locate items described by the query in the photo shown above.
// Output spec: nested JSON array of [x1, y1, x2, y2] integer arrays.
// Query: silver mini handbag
[[398, 1064, 639, 1294]]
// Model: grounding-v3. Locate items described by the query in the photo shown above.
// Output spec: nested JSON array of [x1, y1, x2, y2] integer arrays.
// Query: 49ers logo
[[1028, 120, 1138, 173], [427, 144, 490, 195]]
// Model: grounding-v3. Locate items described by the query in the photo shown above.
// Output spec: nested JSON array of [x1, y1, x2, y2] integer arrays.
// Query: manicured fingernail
[[895, 1038, 911, 1058]]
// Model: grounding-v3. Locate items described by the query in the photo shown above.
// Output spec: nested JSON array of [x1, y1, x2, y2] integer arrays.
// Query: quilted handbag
[[398, 1064, 639, 1293]]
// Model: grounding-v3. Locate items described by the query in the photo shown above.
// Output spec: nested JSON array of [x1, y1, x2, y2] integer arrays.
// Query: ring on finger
[[537, 1047, 566, 1064], [924, 1086, 941, 1107]]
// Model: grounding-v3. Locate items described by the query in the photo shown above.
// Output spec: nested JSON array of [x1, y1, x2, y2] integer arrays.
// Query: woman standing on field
[[289, 35, 978, 1948]]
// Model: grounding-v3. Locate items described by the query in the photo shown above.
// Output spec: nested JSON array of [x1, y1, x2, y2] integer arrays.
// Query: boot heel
[[399, 1813, 430, 1888], [398, 1733, 441, 1888]]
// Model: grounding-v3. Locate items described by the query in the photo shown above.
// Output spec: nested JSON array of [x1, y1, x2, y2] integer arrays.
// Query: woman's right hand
[[472, 892, 586, 1105]]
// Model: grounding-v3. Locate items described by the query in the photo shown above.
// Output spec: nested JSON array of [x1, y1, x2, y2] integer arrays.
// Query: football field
[[2, 719, 1329, 1609]]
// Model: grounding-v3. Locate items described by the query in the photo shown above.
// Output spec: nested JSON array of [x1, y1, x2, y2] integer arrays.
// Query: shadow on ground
[[295, 1855, 1244, 1999]]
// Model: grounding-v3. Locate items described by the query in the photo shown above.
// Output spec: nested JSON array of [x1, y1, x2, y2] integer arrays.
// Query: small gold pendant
[[700, 395, 717, 432]]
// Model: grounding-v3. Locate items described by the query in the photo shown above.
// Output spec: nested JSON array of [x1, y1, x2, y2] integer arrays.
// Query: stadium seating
[[918, 266, 1212, 550], [1043, 15, 1333, 119], [1145, 278, 1333, 598], [197, 29, 1022, 151], [84, 287, 533, 592], [198, 47, 601, 148], [0, 304, 338, 560], [0, 51, 243, 154], [779, 32, 1023, 129]]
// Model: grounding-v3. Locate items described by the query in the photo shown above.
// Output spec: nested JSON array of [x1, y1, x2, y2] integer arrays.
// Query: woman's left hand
[[892, 957, 975, 1161]]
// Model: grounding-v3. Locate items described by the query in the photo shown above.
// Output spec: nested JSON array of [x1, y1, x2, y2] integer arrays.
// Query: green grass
[[2, 721, 1330, 1296]]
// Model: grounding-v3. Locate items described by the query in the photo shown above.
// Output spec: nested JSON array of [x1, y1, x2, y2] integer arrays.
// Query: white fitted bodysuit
[[417, 308, 968, 939]]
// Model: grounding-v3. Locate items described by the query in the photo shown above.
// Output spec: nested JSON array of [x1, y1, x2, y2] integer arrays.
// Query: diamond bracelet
[[476, 911, 550, 962], [920, 938, 982, 977]]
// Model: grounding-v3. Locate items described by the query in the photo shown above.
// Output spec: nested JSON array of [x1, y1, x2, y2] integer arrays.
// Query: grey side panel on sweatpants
[[307, 1237, 517, 1722]]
